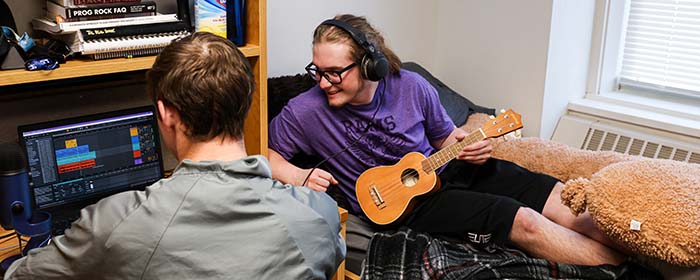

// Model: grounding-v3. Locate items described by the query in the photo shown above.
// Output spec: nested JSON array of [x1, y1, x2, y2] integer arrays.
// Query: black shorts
[[404, 158, 558, 245]]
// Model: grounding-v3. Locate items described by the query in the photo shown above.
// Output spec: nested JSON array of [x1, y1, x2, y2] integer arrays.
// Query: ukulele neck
[[421, 129, 485, 173]]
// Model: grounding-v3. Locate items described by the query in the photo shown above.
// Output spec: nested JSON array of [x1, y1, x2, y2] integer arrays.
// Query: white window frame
[[571, 0, 700, 138]]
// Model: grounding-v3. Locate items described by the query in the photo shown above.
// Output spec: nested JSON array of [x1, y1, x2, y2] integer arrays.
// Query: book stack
[[33, 0, 191, 60]]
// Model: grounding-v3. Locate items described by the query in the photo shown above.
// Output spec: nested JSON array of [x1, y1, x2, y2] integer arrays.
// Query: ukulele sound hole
[[401, 169, 419, 187]]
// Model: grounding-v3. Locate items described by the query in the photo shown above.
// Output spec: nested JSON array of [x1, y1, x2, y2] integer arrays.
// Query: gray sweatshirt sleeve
[[267, 181, 347, 279], [4, 192, 137, 280]]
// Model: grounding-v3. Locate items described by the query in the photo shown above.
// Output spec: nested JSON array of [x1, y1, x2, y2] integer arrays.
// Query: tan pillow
[[459, 112, 492, 134], [461, 114, 635, 182], [491, 137, 635, 182], [561, 159, 700, 266]]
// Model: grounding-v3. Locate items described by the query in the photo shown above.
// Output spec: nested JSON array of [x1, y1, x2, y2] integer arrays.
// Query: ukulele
[[355, 109, 523, 225]]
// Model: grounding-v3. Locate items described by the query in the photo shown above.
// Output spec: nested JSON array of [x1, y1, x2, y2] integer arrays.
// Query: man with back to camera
[[4, 32, 345, 280], [267, 14, 627, 274]]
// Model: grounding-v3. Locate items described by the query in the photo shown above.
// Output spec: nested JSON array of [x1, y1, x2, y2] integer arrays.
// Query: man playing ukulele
[[268, 14, 626, 274]]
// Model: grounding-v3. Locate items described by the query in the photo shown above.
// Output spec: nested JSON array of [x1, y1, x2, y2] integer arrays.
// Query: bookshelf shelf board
[[0, 44, 260, 87]]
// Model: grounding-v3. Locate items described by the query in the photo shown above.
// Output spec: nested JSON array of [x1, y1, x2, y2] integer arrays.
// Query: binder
[[79, 21, 190, 59], [77, 21, 191, 59], [226, 0, 245, 46], [80, 21, 190, 40]]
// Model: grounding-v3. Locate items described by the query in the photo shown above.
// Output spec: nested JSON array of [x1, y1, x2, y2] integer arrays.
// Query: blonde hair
[[313, 14, 401, 75]]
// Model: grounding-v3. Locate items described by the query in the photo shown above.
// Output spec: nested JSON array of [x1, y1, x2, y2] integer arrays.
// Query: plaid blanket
[[362, 227, 661, 280]]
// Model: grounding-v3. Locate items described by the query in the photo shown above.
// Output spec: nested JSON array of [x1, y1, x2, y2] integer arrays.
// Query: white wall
[[540, 0, 596, 139], [433, 0, 553, 137], [267, 0, 437, 77]]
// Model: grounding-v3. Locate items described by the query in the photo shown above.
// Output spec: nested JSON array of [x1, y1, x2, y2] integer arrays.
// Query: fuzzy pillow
[[491, 137, 635, 182], [462, 114, 700, 270], [463, 114, 636, 182], [561, 159, 700, 267]]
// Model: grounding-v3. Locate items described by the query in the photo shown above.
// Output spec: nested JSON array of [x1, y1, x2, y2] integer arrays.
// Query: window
[[618, 0, 700, 99], [581, 0, 700, 135]]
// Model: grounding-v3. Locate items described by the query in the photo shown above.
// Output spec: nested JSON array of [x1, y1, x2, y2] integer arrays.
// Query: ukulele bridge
[[369, 184, 386, 209]]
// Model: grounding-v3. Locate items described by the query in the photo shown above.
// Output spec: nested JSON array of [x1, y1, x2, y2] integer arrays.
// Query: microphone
[[0, 142, 52, 271], [0, 142, 32, 230]]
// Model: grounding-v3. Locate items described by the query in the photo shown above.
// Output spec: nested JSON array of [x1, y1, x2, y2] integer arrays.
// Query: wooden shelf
[[2, 0, 266, 157], [0, 44, 261, 87]]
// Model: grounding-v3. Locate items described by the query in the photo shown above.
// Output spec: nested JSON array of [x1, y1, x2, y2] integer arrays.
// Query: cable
[[17, 232, 22, 253], [302, 78, 387, 187]]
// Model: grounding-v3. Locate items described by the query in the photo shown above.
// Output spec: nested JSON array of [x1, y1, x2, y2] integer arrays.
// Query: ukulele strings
[[377, 133, 483, 199], [379, 169, 423, 198]]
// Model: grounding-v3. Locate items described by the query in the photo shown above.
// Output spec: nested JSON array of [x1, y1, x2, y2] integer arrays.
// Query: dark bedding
[[363, 227, 661, 280]]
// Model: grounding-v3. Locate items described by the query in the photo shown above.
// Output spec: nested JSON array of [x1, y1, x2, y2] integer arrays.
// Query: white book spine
[[32, 13, 178, 33], [49, 0, 143, 6]]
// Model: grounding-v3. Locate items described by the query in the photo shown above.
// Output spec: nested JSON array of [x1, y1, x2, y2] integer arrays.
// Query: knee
[[509, 207, 545, 243]]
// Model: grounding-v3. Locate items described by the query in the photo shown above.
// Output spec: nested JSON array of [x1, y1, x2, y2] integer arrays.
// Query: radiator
[[551, 114, 700, 164]]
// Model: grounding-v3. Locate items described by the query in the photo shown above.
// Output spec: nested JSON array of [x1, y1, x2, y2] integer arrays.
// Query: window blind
[[619, 0, 700, 97]]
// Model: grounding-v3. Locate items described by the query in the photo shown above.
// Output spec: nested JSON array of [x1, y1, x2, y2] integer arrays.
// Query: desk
[[0, 229, 20, 261], [333, 207, 349, 280], [0, 228, 21, 277]]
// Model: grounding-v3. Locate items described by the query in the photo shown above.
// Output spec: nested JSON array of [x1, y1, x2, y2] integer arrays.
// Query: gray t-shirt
[[269, 70, 455, 216], [5, 156, 345, 280]]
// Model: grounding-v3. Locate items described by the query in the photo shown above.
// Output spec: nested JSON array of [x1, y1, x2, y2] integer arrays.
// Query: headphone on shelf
[[321, 19, 389, 82]]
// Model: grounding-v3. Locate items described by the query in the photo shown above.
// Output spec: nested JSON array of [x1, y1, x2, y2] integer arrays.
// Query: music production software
[[20, 110, 163, 210]]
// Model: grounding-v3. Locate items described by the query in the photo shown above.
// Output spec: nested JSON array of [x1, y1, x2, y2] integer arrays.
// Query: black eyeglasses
[[305, 62, 357, 85]]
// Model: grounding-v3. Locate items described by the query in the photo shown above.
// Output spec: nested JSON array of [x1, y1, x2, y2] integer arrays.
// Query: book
[[80, 21, 190, 40], [226, 0, 245, 46], [83, 30, 190, 59], [50, 0, 141, 6], [47, 1, 156, 22], [32, 13, 179, 33], [78, 21, 190, 59], [54, 12, 157, 23], [194, 0, 226, 38]]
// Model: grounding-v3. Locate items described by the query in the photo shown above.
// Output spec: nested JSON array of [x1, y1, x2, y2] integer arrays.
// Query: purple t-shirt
[[269, 69, 455, 216]]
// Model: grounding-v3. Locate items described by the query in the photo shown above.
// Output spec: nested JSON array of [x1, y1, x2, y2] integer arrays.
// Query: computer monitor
[[17, 106, 164, 234]]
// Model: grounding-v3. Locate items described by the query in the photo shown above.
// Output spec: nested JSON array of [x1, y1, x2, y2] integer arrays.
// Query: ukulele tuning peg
[[489, 115, 496, 119], [500, 109, 506, 114], [515, 130, 522, 137]]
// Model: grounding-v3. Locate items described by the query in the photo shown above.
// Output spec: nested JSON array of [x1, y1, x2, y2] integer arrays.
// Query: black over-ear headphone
[[321, 19, 389, 81]]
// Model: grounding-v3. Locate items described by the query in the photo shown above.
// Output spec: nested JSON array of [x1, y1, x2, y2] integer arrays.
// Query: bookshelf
[[242, 0, 268, 157], [0, 46, 260, 86], [0, 0, 268, 157]]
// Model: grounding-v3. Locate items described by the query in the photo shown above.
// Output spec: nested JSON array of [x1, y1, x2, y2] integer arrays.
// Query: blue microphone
[[0, 142, 51, 271], [0, 143, 32, 230]]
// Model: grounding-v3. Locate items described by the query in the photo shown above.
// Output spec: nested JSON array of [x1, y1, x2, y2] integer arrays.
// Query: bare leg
[[509, 207, 625, 266], [542, 182, 629, 253]]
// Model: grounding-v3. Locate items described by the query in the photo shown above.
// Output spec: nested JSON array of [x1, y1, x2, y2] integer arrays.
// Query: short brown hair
[[313, 14, 401, 75], [147, 32, 255, 141]]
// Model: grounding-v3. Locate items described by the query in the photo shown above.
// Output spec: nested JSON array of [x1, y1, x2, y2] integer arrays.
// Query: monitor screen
[[17, 106, 164, 210]]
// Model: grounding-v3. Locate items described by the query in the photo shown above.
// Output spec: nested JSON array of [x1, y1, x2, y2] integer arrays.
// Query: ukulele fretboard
[[422, 129, 485, 173]]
